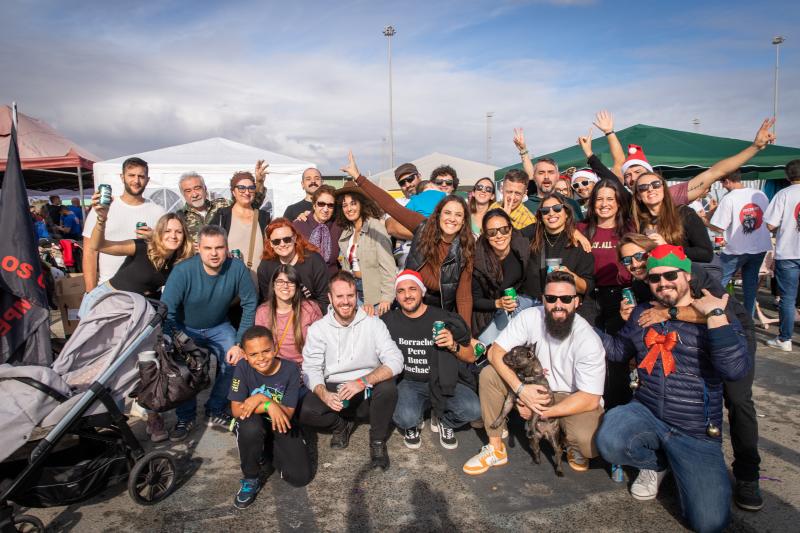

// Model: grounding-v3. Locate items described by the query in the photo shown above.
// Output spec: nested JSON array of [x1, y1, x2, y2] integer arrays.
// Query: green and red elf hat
[[646, 244, 692, 273]]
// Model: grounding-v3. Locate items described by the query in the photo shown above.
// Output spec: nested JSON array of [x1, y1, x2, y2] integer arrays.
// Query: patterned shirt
[[490, 201, 537, 230], [177, 188, 266, 242]]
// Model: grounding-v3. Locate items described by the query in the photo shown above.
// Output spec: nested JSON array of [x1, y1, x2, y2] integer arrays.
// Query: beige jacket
[[338, 217, 396, 305]]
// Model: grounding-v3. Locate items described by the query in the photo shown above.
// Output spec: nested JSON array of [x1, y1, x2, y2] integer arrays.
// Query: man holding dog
[[463, 270, 606, 475]]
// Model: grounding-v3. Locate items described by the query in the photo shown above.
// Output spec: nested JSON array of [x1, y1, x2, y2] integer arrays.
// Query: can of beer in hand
[[714, 236, 724, 251], [231, 249, 242, 259], [136, 221, 147, 229], [98, 184, 112, 206], [337, 383, 349, 408], [503, 287, 517, 303], [621, 287, 636, 306], [545, 258, 562, 273], [432, 320, 446, 340], [474, 342, 486, 358]]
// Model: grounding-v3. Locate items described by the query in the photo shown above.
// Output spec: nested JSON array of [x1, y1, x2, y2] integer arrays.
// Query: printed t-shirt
[[381, 306, 456, 382], [577, 223, 631, 287], [228, 358, 302, 410], [764, 183, 800, 260], [710, 187, 772, 255]]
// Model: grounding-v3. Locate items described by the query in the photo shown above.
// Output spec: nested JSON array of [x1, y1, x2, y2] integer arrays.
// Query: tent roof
[[0, 105, 99, 172], [369, 152, 498, 190], [495, 124, 800, 181]]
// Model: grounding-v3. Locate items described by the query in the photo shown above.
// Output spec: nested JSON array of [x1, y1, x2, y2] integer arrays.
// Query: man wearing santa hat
[[571, 168, 599, 210]]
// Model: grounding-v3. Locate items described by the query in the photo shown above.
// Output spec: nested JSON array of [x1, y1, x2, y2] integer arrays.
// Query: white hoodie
[[302, 307, 404, 390]]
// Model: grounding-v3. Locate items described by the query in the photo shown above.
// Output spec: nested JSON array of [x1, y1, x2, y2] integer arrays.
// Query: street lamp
[[383, 25, 396, 168], [772, 36, 785, 135]]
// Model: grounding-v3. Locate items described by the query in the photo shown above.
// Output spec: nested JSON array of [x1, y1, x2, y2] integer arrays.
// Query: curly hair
[[530, 193, 578, 253], [417, 195, 474, 272], [334, 192, 383, 229], [262, 218, 319, 263], [430, 165, 459, 189]]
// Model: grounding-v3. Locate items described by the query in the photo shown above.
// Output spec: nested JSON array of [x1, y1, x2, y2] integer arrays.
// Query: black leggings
[[235, 414, 312, 487], [594, 286, 632, 410]]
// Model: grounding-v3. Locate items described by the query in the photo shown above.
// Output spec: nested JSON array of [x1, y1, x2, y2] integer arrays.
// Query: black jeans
[[299, 379, 398, 442], [235, 414, 312, 487], [724, 349, 760, 482], [594, 286, 631, 410]]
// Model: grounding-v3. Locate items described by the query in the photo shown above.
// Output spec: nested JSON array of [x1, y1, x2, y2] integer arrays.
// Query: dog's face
[[503, 344, 542, 377]]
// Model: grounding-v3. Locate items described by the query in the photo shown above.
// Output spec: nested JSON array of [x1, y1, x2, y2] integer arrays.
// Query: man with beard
[[382, 270, 481, 450], [82, 157, 166, 292], [596, 244, 749, 533], [300, 271, 403, 470], [463, 270, 606, 475], [283, 167, 323, 221]]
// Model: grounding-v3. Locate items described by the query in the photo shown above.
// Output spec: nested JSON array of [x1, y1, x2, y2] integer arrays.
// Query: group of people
[[73, 111, 800, 533]]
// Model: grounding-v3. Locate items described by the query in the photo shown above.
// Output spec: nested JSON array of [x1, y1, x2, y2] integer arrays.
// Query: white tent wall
[[369, 152, 499, 191]]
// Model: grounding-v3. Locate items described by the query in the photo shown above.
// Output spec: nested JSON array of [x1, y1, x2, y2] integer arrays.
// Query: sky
[[2, 0, 798, 175]]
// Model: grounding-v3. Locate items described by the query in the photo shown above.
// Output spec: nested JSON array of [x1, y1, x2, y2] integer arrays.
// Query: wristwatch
[[667, 306, 678, 320], [706, 308, 725, 318]]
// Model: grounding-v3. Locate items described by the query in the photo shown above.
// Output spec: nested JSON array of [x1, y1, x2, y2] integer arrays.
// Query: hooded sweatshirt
[[302, 307, 404, 390]]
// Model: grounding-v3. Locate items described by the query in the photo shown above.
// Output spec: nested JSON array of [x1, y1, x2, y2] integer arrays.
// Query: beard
[[545, 308, 576, 340], [400, 298, 422, 315], [653, 282, 688, 307]]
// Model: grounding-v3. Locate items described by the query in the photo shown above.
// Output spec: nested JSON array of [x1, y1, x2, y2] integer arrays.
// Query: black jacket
[[405, 221, 465, 313]]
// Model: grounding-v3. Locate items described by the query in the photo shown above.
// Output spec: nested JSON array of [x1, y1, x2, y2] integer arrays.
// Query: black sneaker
[[330, 419, 356, 449], [403, 426, 421, 449], [370, 440, 390, 470], [234, 478, 262, 509], [734, 479, 764, 511], [169, 419, 196, 442], [208, 412, 233, 431], [437, 421, 458, 449]]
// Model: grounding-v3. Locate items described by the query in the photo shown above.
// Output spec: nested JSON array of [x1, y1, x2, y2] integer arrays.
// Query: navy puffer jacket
[[601, 303, 750, 441]]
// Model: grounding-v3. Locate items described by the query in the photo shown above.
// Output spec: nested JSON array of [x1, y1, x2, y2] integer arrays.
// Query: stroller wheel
[[128, 451, 177, 505], [13, 515, 45, 532]]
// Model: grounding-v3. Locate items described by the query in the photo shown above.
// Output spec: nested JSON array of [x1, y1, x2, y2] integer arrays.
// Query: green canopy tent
[[495, 124, 800, 183]]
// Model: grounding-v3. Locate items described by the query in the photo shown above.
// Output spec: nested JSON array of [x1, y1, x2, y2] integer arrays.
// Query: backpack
[[130, 330, 211, 412]]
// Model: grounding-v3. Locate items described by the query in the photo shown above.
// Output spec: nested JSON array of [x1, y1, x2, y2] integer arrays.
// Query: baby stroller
[[0, 292, 177, 532]]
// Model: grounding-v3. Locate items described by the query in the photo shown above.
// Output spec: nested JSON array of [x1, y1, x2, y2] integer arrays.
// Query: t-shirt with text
[[764, 184, 800, 260], [710, 187, 771, 256], [228, 358, 302, 410]]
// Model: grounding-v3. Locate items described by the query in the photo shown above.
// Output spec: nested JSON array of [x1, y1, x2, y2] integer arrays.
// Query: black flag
[[0, 113, 52, 365]]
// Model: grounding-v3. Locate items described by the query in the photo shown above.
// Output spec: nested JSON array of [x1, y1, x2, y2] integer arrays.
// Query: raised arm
[[593, 111, 625, 178], [87, 193, 136, 257], [251, 159, 268, 209], [513, 128, 535, 180]]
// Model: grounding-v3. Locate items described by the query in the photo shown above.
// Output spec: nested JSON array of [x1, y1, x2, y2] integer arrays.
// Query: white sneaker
[[630, 469, 668, 501], [766, 337, 792, 352]]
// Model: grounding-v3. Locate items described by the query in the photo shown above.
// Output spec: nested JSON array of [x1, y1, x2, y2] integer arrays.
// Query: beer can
[[621, 287, 636, 306], [337, 383, 349, 408], [545, 258, 562, 274], [714, 236, 724, 251], [136, 221, 147, 229], [98, 184, 112, 206], [503, 287, 517, 302], [231, 249, 242, 259], [474, 342, 486, 358], [432, 320, 446, 340], [611, 464, 625, 483]]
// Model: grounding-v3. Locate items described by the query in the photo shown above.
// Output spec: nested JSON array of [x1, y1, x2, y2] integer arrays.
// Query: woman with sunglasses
[[255, 264, 322, 367], [258, 218, 330, 312], [334, 182, 395, 315], [469, 178, 496, 238], [632, 172, 713, 264], [523, 194, 595, 320], [292, 184, 343, 278], [471, 208, 532, 343]]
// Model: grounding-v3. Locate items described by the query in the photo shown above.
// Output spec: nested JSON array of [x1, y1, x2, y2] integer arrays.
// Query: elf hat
[[646, 244, 692, 273], [572, 169, 598, 184], [621, 144, 654, 175], [395, 269, 426, 294]]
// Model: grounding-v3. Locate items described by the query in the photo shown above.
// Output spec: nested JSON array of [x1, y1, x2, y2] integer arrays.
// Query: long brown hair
[[267, 264, 306, 354], [631, 172, 684, 245], [530, 193, 579, 253], [262, 218, 319, 263], [147, 213, 193, 270], [418, 195, 474, 271]]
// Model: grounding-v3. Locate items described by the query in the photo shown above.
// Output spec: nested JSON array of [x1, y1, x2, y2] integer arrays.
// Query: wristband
[[263, 400, 272, 412], [604, 130, 615, 136], [359, 376, 372, 389], [515, 382, 526, 396], [519, 149, 529, 156]]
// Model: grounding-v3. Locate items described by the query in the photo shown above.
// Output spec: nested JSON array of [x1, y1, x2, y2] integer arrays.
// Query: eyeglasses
[[571, 180, 592, 190], [543, 294, 577, 304], [315, 201, 335, 209], [485, 225, 511, 238], [274, 279, 297, 288], [270, 236, 295, 246], [474, 184, 495, 194], [397, 174, 418, 187], [636, 181, 663, 193], [433, 178, 454, 187], [538, 204, 565, 215], [646, 269, 681, 284], [234, 185, 257, 192], [620, 252, 649, 266]]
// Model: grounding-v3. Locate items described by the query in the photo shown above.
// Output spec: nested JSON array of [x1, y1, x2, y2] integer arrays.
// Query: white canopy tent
[[369, 152, 498, 191], [92, 138, 315, 216]]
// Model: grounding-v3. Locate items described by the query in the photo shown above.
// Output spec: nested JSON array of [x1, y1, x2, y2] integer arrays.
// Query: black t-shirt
[[283, 200, 313, 222], [110, 239, 175, 297], [228, 358, 301, 409], [523, 232, 595, 299], [501, 252, 523, 291]]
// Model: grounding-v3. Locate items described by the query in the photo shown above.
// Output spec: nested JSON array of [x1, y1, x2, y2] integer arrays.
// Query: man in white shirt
[[82, 157, 166, 294], [463, 270, 606, 475], [709, 170, 772, 316], [763, 159, 800, 351]]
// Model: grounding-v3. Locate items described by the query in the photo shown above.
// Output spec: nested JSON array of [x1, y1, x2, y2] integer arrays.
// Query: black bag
[[130, 331, 211, 412]]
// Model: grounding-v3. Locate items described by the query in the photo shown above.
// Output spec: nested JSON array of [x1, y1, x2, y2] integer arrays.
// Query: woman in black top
[[471, 208, 531, 342]]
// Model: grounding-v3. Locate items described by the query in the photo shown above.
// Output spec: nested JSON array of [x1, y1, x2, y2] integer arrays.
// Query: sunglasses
[[397, 174, 418, 187], [485, 225, 511, 238], [538, 204, 565, 215], [571, 180, 592, 190], [433, 178, 454, 187], [270, 236, 295, 246], [543, 294, 577, 304], [474, 184, 495, 194], [646, 269, 681, 284], [636, 181, 663, 193], [315, 201, 335, 209], [620, 251, 649, 266], [234, 185, 257, 192]]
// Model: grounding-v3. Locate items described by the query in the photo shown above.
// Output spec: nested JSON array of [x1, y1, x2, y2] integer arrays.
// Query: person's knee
[[373, 379, 398, 403], [685, 503, 729, 533], [595, 418, 620, 461], [461, 394, 482, 423], [237, 416, 264, 440], [282, 463, 313, 487], [392, 398, 422, 429]]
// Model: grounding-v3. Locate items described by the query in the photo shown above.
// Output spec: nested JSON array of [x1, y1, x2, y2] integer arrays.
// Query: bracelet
[[263, 400, 272, 412], [604, 130, 615, 136], [359, 376, 371, 389], [515, 382, 526, 396], [519, 149, 529, 156]]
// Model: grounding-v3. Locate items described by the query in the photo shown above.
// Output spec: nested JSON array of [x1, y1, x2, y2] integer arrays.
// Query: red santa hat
[[571, 169, 598, 184], [621, 144, 653, 174], [395, 269, 426, 294]]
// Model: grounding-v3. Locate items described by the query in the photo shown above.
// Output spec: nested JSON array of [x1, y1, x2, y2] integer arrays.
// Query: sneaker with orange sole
[[463, 444, 508, 475]]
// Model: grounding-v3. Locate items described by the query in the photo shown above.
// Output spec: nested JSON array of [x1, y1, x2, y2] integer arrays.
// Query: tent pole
[[76, 166, 86, 214]]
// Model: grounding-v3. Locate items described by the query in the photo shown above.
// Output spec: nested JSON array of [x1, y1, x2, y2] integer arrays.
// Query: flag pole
[[11, 101, 18, 131]]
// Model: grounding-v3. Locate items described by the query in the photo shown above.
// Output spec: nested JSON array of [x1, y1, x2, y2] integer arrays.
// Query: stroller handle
[[146, 299, 168, 328]]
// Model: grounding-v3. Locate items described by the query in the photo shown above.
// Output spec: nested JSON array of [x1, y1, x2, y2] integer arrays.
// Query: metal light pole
[[383, 25, 396, 168], [692, 118, 700, 132], [772, 36, 785, 136], [486, 112, 494, 163]]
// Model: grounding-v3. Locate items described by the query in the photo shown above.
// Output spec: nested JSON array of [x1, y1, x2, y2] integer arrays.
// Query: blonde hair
[[147, 213, 193, 270]]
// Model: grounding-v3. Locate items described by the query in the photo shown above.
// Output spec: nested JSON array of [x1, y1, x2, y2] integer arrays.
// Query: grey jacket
[[338, 217, 396, 305]]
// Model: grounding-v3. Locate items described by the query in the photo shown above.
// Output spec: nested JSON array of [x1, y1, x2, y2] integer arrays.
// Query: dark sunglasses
[[620, 252, 649, 266], [270, 236, 295, 246], [397, 174, 418, 186], [315, 201, 335, 209], [636, 181, 663, 193], [433, 178, 454, 186], [543, 294, 577, 304], [234, 185, 257, 192], [485, 225, 511, 238], [474, 184, 495, 194], [571, 180, 592, 190], [646, 269, 681, 284], [539, 204, 565, 215]]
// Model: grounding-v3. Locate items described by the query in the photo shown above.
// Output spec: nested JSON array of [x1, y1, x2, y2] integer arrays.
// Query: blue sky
[[1, 0, 798, 174]]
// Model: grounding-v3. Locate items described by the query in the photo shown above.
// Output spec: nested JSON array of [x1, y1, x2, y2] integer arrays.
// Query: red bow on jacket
[[640, 328, 678, 377]]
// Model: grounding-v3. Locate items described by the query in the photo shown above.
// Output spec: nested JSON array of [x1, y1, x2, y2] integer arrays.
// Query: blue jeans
[[719, 252, 766, 317], [477, 295, 535, 345], [175, 322, 237, 422], [775, 259, 800, 341], [596, 402, 731, 533], [392, 379, 481, 430]]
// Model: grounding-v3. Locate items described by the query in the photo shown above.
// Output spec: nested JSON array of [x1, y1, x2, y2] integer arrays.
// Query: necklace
[[544, 231, 561, 247]]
